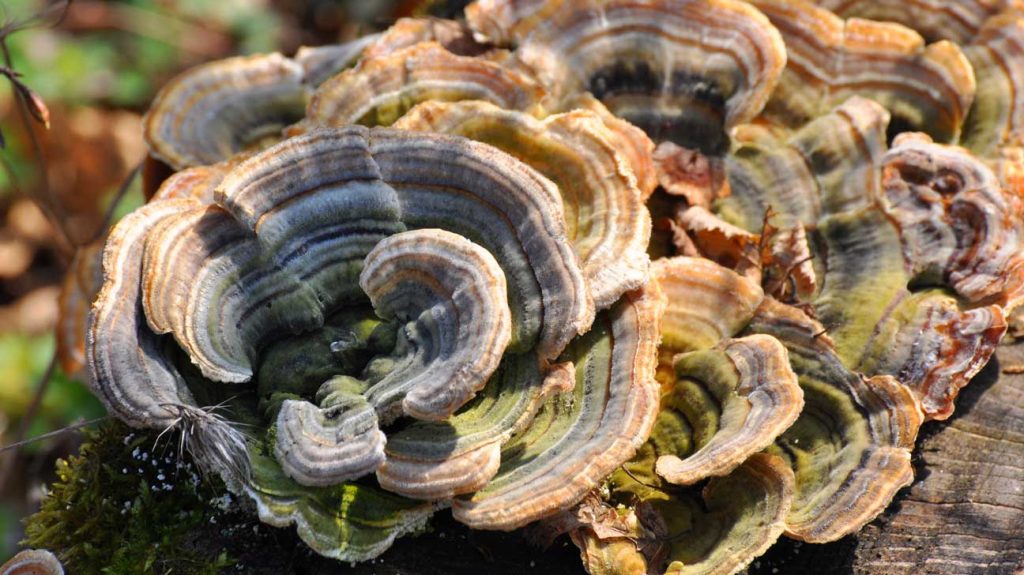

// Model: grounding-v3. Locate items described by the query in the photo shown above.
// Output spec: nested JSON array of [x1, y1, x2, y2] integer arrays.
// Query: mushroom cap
[[274, 377, 387, 486], [143, 53, 308, 170], [395, 100, 652, 309], [654, 335, 803, 486], [813, 0, 1024, 44], [57, 240, 104, 379], [653, 256, 764, 354], [751, 0, 976, 143], [362, 17, 487, 60], [87, 199, 204, 428], [243, 450, 433, 563], [0, 549, 64, 575], [961, 12, 1024, 158], [596, 452, 795, 575], [376, 353, 560, 500], [718, 96, 890, 230], [745, 298, 923, 542], [465, 0, 560, 46], [857, 289, 1006, 419], [305, 42, 544, 129], [879, 133, 1024, 308], [358, 229, 513, 421], [513, 0, 787, 154], [149, 162, 232, 203], [452, 284, 662, 530]]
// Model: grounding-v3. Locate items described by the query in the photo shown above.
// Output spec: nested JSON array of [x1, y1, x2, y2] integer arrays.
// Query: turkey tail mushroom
[[452, 284, 662, 530], [0, 550, 64, 575], [304, 42, 543, 130], [395, 100, 652, 309], [750, 0, 976, 143], [143, 53, 308, 170], [512, 0, 787, 154]]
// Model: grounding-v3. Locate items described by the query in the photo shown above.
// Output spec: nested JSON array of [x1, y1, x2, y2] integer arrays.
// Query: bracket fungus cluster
[[68, 0, 1024, 573]]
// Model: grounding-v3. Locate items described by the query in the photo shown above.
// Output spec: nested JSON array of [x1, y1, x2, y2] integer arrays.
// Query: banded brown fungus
[[395, 100, 652, 309], [718, 96, 890, 229], [654, 335, 803, 486], [961, 12, 1024, 159], [750, 0, 976, 143], [142, 53, 308, 169], [453, 285, 662, 530], [0, 550, 64, 575], [745, 298, 923, 542], [590, 453, 796, 575], [305, 43, 543, 129], [512, 0, 787, 153], [813, 0, 1024, 44]]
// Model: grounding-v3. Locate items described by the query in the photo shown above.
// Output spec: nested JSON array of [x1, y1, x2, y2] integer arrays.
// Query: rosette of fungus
[[77, 0, 1024, 572], [86, 125, 662, 560]]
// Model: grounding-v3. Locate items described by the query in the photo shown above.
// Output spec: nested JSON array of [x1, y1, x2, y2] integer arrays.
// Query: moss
[[22, 420, 234, 575]]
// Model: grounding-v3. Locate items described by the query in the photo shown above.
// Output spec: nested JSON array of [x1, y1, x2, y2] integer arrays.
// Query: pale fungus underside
[[66, 0, 1024, 573]]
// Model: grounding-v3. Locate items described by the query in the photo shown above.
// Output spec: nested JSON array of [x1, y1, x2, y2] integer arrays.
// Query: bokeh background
[[0, 0, 466, 560]]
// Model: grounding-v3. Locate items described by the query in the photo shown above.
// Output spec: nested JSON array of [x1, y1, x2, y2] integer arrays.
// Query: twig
[[0, 416, 106, 455], [1, 0, 76, 255], [0, 349, 58, 491], [91, 159, 142, 243]]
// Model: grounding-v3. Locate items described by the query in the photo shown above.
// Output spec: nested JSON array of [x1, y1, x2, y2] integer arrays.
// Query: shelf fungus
[[304, 42, 543, 130], [653, 256, 764, 355], [654, 335, 803, 486], [394, 100, 652, 309], [877, 133, 1024, 309], [750, 0, 976, 143], [57, 240, 104, 380], [813, 207, 1007, 420], [960, 12, 1024, 160], [0, 549, 64, 575], [579, 452, 795, 575], [452, 286, 662, 530], [82, 1, 1024, 571], [142, 53, 308, 170], [717, 96, 891, 229], [813, 0, 1024, 44], [512, 0, 787, 153], [744, 298, 923, 542], [361, 17, 487, 60], [244, 450, 434, 562]]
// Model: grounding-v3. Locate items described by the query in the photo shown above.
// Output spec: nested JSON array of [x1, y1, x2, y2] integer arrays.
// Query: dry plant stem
[[61, 1, 230, 58], [91, 160, 142, 243], [0, 349, 58, 493], [0, 2, 74, 256]]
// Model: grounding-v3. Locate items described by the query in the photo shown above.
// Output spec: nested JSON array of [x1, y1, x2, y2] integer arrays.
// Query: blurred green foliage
[[1, 0, 284, 194], [0, 333, 104, 441]]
